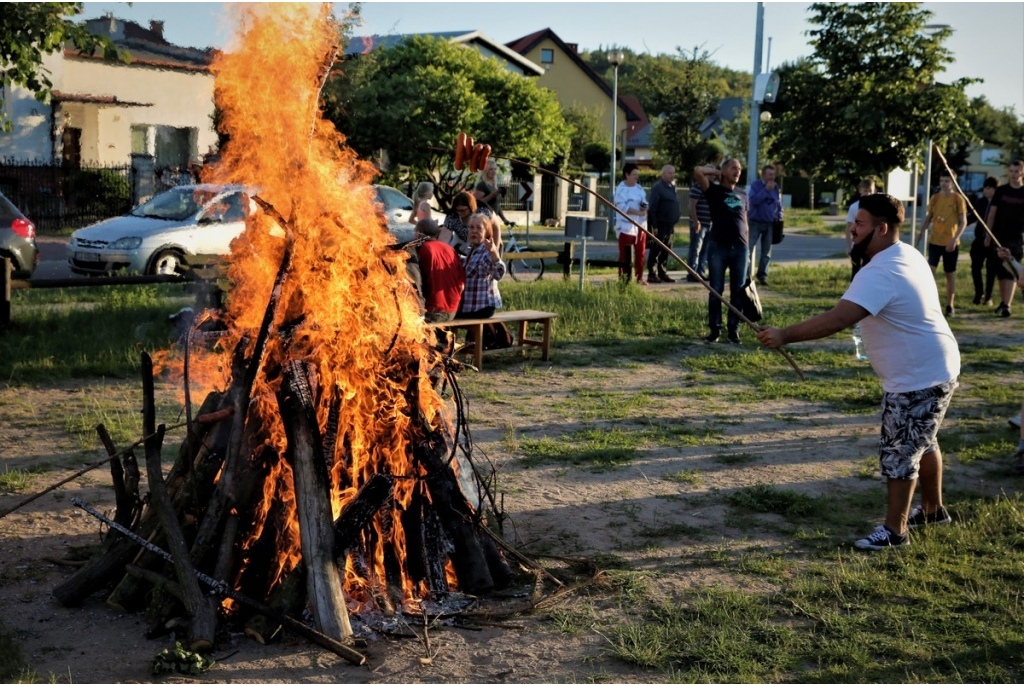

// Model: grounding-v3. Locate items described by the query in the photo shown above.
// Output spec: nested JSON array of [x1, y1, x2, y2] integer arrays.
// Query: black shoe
[[945, 304, 954, 317], [972, 294, 982, 305], [854, 524, 909, 551], [727, 331, 741, 345], [1001, 305, 1012, 318], [658, 272, 676, 283], [686, 275, 701, 283], [648, 272, 663, 283], [756, 277, 768, 287], [704, 332, 720, 344], [907, 505, 951, 529]]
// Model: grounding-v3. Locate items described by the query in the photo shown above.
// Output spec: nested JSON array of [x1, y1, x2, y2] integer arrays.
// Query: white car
[[373, 184, 416, 243], [67, 184, 253, 276]]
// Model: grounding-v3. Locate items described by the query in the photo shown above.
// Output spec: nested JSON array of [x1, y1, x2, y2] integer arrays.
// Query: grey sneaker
[[906, 505, 951, 528], [854, 524, 908, 551]]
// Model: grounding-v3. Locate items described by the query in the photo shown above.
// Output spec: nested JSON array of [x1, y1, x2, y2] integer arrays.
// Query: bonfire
[[46, 4, 551, 664]]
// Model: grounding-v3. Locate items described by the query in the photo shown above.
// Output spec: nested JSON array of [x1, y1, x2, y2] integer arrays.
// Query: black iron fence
[[0, 159, 134, 234]]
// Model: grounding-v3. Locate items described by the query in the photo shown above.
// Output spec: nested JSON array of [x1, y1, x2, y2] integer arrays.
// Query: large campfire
[[51, 4, 537, 664]]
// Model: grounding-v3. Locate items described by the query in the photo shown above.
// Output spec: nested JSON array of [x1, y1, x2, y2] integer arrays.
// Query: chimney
[[565, 43, 578, 54], [150, 20, 165, 39]]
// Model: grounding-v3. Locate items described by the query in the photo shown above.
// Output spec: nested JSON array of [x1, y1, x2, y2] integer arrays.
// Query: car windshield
[[130, 187, 219, 221]]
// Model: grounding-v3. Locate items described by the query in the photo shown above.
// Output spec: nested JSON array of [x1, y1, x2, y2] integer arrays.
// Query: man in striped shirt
[[688, 179, 714, 281]]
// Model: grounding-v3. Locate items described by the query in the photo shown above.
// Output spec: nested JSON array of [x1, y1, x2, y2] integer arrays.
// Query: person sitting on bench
[[456, 212, 505, 319]]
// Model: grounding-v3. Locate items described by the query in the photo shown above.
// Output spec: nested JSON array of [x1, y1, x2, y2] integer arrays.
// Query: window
[[540, 49, 554, 64]]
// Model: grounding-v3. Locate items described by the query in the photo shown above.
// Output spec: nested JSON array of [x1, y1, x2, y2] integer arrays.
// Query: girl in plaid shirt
[[456, 213, 506, 319]]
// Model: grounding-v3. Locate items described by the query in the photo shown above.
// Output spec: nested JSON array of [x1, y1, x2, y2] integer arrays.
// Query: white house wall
[[60, 56, 217, 164]]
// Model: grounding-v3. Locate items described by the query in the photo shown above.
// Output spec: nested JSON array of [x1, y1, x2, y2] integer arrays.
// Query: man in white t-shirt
[[758, 194, 960, 551], [845, 178, 876, 279]]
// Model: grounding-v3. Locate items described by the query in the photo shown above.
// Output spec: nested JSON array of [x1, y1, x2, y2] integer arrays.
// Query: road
[[31, 223, 852, 282]]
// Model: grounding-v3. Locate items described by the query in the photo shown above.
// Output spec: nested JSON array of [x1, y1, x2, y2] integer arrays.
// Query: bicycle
[[503, 223, 545, 282]]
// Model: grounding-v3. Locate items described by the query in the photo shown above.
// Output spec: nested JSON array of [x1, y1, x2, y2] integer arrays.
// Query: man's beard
[[850, 229, 875, 263]]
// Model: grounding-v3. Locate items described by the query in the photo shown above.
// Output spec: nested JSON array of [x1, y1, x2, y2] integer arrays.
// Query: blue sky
[[80, 2, 1024, 115]]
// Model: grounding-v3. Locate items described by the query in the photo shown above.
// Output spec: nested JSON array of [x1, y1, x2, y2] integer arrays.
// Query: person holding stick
[[694, 158, 749, 344], [757, 194, 960, 550]]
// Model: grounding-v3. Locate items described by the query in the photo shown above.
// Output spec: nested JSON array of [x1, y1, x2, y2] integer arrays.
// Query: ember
[[51, 3, 533, 660]]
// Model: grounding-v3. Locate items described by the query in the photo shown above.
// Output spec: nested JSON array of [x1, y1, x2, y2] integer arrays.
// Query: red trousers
[[617, 231, 647, 280]]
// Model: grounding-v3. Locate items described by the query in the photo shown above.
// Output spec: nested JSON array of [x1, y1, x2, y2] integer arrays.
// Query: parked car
[[0, 191, 40, 278], [373, 184, 416, 242], [67, 185, 253, 276]]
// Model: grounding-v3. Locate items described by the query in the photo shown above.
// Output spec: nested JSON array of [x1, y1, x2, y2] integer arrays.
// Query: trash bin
[[585, 218, 608, 240], [565, 216, 586, 237]]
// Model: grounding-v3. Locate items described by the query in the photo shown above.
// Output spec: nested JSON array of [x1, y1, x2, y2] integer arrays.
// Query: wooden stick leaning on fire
[[930, 143, 1022, 284], [436, 135, 805, 381]]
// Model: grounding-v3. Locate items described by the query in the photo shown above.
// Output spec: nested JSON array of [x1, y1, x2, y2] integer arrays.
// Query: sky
[[79, 1, 1024, 115]]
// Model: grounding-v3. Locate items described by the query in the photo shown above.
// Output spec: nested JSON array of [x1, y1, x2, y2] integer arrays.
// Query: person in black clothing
[[969, 176, 999, 306], [987, 160, 1024, 316], [646, 165, 682, 283], [694, 159, 749, 344]]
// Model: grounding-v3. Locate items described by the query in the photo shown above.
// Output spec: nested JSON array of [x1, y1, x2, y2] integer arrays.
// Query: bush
[[66, 168, 131, 215]]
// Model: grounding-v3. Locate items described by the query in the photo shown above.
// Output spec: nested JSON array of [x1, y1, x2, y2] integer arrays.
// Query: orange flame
[[177, 4, 456, 611]]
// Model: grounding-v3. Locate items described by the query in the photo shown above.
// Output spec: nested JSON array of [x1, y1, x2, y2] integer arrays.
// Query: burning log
[[278, 360, 352, 640]]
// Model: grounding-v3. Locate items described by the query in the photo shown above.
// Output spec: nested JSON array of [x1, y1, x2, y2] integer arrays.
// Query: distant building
[[0, 16, 217, 166], [506, 28, 643, 158]]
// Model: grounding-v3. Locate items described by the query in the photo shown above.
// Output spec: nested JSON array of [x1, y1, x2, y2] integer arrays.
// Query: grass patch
[[608, 495, 1024, 681], [662, 469, 704, 486], [1, 284, 188, 382], [0, 466, 41, 492]]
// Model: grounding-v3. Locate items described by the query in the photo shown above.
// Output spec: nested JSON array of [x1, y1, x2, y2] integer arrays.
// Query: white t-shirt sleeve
[[845, 200, 859, 224], [842, 267, 894, 316]]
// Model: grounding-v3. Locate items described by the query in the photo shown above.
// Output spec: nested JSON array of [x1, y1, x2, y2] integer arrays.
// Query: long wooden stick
[[429, 145, 804, 380], [0, 420, 188, 520]]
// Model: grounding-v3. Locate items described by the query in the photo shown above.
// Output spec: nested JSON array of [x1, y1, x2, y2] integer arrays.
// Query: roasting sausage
[[454, 132, 467, 170]]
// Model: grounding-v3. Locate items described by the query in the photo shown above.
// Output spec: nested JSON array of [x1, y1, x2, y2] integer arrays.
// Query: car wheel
[[149, 250, 185, 276]]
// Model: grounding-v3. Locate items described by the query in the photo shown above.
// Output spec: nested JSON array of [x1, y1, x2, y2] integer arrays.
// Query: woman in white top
[[614, 163, 649, 284], [407, 181, 434, 224]]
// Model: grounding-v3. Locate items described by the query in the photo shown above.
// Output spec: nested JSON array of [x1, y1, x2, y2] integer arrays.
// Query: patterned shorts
[[878, 379, 958, 480]]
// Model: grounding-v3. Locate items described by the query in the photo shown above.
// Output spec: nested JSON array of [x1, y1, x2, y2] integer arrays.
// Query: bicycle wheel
[[508, 252, 545, 282]]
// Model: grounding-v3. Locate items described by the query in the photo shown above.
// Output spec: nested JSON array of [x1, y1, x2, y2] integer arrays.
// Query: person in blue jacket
[[747, 164, 784, 286]]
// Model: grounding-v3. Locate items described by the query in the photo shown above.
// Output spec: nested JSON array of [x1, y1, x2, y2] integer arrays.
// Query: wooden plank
[[425, 309, 557, 368], [504, 251, 559, 261]]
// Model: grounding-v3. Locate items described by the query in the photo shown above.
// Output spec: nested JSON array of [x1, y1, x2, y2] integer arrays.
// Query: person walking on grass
[[747, 164, 783, 287], [694, 158, 749, 345], [646, 165, 681, 283], [757, 194, 960, 551], [986, 159, 1024, 317], [920, 170, 968, 316], [687, 175, 714, 282], [969, 176, 999, 306]]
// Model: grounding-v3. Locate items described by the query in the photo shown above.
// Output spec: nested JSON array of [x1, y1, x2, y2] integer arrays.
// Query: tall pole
[[746, 1, 765, 189], [608, 50, 624, 199], [921, 138, 933, 253]]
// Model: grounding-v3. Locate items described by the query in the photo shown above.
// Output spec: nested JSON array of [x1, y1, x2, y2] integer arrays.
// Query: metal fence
[[0, 159, 134, 233]]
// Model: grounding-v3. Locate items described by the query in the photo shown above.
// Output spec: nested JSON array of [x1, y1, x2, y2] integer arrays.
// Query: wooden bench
[[426, 309, 557, 369]]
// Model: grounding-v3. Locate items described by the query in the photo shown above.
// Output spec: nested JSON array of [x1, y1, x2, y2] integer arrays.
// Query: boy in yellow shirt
[[921, 171, 968, 315]]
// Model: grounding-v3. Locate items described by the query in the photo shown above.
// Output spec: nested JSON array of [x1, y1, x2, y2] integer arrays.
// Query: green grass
[[0, 466, 41, 492], [606, 495, 1024, 682], [1, 284, 189, 382]]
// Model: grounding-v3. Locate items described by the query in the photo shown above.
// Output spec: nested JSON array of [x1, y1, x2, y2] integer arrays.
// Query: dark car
[[0, 191, 39, 278]]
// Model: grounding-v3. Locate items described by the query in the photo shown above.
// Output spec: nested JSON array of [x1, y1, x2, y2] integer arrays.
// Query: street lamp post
[[746, 2, 765, 189], [608, 50, 625, 197]]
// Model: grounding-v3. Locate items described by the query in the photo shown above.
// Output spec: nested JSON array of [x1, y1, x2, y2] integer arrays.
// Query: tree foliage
[[561, 104, 606, 171], [647, 48, 725, 181], [323, 35, 570, 209], [768, 2, 974, 186], [0, 2, 121, 131]]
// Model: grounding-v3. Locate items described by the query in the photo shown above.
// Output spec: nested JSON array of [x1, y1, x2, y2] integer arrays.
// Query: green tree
[[0, 3, 121, 131], [562, 104, 605, 171], [324, 35, 570, 209], [770, 3, 974, 187], [648, 48, 724, 181]]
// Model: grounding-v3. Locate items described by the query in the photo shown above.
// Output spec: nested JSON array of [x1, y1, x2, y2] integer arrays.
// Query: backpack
[[481, 322, 513, 350]]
